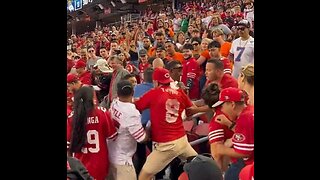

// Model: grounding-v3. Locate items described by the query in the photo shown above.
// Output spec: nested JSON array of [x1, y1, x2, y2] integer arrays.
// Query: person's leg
[[134, 142, 147, 177], [107, 163, 117, 180], [224, 159, 246, 180], [169, 157, 184, 180], [177, 136, 198, 161], [116, 164, 137, 180], [138, 141, 179, 180]]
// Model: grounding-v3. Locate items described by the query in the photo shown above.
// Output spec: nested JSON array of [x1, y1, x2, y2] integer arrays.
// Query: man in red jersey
[[208, 87, 246, 172], [214, 104, 254, 180], [181, 43, 201, 100], [205, 58, 238, 89], [74, 60, 92, 85], [135, 68, 198, 180], [67, 86, 117, 180]]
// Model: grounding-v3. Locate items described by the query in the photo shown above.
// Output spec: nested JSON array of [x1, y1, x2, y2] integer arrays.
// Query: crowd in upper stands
[[67, 0, 254, 179]]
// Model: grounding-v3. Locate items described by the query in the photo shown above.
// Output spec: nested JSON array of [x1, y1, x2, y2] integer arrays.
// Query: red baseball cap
[[212, 87, 245, 108], [239, 162, 254, 180], [74, 60, 86, 69], [67, 74, 79, 83], [153, 67, 173, 84]]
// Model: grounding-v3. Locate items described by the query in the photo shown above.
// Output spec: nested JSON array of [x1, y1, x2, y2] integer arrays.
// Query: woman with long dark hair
[[67, 86, 117, 180]]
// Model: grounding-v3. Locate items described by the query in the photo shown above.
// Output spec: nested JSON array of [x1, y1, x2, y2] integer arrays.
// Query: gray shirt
[[86, 56, 102, 71]]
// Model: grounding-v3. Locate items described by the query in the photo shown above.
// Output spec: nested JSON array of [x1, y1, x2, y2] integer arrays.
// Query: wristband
[[229, 121, 236, 130]]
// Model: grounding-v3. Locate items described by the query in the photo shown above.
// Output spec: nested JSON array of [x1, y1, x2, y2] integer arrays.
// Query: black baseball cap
[[117, 80, 133, 97], [183, 154, 223, 180]]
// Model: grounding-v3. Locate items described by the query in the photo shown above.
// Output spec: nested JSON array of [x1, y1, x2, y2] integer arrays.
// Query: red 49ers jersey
[[67, 107, 117, 180], [135, 86, 193, 143]]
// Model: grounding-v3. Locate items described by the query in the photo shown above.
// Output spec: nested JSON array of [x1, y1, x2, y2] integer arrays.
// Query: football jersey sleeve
[[127, 111, 146, 143], [208, 119, 226, 143], [99, 107, 118, 140], [232, 111, 254, 156], [179, 89, 193, 108], [222, 58, 232, 75], [135, 89, 154, 112]]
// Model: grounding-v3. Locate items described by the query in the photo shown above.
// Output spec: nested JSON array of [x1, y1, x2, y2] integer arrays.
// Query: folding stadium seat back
[[183, 120, 195, 133], [193, 123, 209, 137]]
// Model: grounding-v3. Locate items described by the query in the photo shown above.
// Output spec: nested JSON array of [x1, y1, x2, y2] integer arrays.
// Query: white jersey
[[230, 36, 254, 78], [108, 98, 146, 165]]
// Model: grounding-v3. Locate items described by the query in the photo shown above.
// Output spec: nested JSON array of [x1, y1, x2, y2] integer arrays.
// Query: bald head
[[152, 58, 164, 69]]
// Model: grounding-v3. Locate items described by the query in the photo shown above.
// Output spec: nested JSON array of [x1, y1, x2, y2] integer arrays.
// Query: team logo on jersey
[[233, 133, 245, 142]]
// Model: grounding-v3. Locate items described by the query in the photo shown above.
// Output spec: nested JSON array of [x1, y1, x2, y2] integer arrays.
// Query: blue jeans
[[224, 158, 246, 180]]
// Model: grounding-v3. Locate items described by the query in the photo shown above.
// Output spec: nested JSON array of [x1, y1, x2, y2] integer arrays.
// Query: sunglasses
[[88, 50, 95, 53], [192, 43, 199, 46], [237, 27, 246, 31]]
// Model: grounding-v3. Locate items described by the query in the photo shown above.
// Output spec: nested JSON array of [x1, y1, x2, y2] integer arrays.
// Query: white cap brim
[[212, 101, 224, 108]]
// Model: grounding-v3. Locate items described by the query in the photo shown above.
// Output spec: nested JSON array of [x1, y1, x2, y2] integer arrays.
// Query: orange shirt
[[220, 42, 231, 58], [200, 50, 210, 59], [166, 52, 184, 63], [148, 47, 156, 57], [220, 42, 232, 69]]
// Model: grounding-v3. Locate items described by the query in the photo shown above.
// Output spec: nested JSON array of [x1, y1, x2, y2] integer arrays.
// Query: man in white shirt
[[108, 80, 149, 180], [229, 20, 254, 78]]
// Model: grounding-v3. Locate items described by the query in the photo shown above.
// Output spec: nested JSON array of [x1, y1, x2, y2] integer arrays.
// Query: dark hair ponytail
[[70, 86, 94, 153], [201, 83, 220, 108]]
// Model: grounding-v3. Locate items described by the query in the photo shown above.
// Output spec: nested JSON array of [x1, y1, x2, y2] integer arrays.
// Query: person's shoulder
[[248, 37, 254, 43], [239, 106, 254, 120], [96, 106, 108, 114]]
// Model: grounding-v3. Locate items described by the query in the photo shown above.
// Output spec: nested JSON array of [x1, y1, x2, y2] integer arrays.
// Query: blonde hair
[[201, 38, 213, 44], [241, 64, 254, 85]]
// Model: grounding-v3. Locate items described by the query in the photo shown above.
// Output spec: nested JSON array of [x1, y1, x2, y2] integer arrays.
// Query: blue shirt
[[133, 82, 154, 125]]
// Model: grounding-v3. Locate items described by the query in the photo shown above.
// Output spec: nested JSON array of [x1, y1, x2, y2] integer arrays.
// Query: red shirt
[[232, 105, 254, 165], [220, 57, 232, 75], [67, 107, 117, 180], [79, 71, 92, 85], [135, 86, 193, 142], [138, 63, 151, 83], [181, 57, 200, 100], [220, 73, 238, 89], [208, 108, 234, 144], [239, 162, 254, 180], [126, 63, 135, 74]]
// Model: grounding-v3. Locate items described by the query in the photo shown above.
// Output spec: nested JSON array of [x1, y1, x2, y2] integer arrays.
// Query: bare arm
[[197, 55, 207, 65], [215, 143, 249, 159], [210, 142, 230, 172]]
